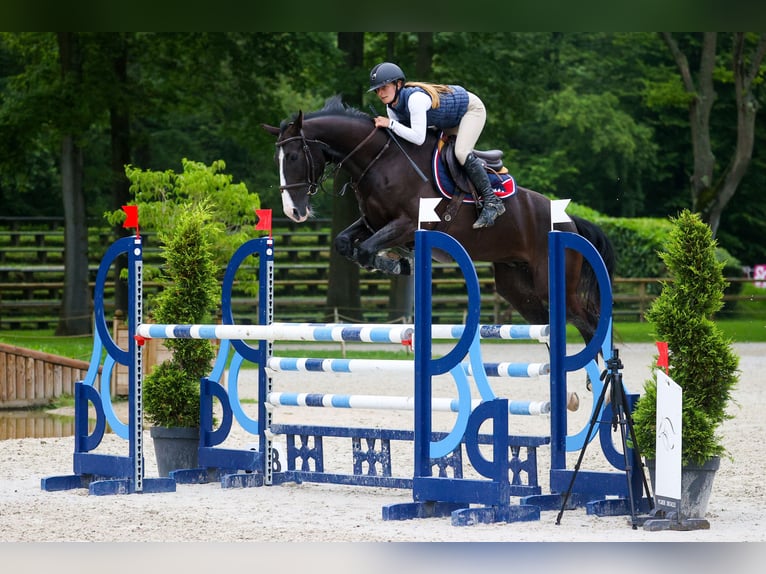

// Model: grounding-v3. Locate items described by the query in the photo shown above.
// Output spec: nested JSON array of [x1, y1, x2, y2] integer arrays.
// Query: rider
[[368, 61, 505, 229]]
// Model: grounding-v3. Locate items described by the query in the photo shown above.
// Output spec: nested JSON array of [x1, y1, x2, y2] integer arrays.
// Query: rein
[[276, 126, 389, 196]]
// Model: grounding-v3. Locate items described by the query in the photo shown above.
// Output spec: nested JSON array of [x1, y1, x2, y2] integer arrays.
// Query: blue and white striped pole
[[266, 392, 550, 416], [266, 356, 549, 378], [136, 322, 550, 343]]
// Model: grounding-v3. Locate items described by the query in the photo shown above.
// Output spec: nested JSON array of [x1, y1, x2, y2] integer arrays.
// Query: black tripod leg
[[555, 378, 609, 525], [612, 383, 639, 528]]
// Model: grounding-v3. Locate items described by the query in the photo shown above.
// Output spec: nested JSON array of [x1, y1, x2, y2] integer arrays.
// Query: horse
[[262, 95, 615, 346]]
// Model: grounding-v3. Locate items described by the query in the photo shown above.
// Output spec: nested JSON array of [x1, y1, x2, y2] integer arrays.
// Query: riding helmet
[[368, 62, 406, 92]]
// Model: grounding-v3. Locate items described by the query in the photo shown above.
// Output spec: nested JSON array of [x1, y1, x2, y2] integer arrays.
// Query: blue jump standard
[[42, 229, 648, 526]]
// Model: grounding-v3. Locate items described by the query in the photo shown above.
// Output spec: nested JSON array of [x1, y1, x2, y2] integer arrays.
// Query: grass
[[0, 330, 96, 362], [2, 317, 764, 362], [613, 319, 766, 344]]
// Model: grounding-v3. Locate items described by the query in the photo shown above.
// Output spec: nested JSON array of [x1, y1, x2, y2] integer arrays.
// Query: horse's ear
[[296, 110, 304, 128], [262, 124, 280, 137]]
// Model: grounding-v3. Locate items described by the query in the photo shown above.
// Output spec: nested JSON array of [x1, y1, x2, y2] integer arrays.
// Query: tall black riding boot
[[464, 152, 506, 229]]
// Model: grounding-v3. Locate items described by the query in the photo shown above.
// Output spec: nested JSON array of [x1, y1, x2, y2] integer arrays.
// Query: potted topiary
[[632, 209, 739, 521], [143, 203, 220, 476], [110, 159, 261, 476]]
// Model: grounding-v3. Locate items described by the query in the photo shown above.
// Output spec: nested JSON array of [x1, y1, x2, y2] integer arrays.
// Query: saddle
[[431, 134, 516, 229]]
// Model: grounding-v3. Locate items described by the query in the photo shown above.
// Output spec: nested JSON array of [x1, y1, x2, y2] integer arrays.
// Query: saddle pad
[[431, 143, 516, 203]]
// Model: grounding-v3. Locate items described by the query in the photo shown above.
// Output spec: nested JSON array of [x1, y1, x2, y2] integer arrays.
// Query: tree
[[326, 32, 364, 322], [660, 32, 766, 236], [2, 32, 341, 329], [107, 158, 261, 288], [142, 203, 219, 429], [56, 32, 91, 335], [632, 210, 739, 466], [1, 33, 131, 334]]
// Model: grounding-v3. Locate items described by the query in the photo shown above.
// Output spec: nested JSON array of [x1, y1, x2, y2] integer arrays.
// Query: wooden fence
[[2, 216, 765, 329], [0, 342, 95, 409]]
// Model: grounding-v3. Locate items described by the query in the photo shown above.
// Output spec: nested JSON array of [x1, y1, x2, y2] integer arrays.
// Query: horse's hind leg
[[494, 262, 588, 403], [564, 252, 599, 346], [492, 262, 549, 325]]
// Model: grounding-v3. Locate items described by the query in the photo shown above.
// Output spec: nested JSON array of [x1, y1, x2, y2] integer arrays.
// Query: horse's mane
[[298, 94, 371, 123]]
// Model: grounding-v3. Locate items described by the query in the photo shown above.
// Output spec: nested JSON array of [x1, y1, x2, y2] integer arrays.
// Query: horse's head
[[262, 111, 328, 223]]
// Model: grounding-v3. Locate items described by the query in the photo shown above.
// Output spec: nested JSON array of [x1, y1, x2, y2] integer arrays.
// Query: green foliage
[[3, 32, 764, 273], [106, 158, 261, 296], [632, 210, 740, 466], [594, 216, 672, 279], [123, 169, 222, 428], [143, 360, 204, 428]]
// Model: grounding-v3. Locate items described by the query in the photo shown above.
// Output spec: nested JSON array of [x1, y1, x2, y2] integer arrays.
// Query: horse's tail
[[571, 215, 616, 314]]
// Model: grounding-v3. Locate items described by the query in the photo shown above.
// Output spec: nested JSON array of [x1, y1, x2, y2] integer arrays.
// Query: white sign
[[754, 264, 766, 289], [418, 198, 442, 226], [550, 199, 572, 226], [654, 370, 682, 510]]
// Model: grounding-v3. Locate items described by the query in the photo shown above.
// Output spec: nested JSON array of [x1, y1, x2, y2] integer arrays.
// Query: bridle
[[275, 124, 389, 196]]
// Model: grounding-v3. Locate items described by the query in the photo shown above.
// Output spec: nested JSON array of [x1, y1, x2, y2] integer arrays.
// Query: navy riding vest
[[388, 85, 469, 129]]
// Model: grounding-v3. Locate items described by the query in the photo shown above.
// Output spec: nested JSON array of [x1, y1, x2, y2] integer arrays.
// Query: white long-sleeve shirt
[[386, 90, 432, 146]]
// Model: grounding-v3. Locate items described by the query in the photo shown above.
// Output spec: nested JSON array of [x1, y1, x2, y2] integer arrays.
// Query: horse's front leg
[[334, 217, 373, 265], [357, 217, 415, 275]]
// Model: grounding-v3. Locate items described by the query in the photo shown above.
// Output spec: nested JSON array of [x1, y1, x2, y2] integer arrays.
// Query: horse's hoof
[[567, 392, 580, 412], [373, 255, 402, 275]]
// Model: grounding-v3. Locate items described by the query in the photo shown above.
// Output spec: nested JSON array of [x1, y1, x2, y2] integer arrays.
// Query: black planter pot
[[150, 426, 200, 477], [646, 456, 720, 519]]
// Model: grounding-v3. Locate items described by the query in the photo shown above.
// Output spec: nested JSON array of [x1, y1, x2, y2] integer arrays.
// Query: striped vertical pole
[[261, 239, 275, 485], [129, 235, 144, 493]]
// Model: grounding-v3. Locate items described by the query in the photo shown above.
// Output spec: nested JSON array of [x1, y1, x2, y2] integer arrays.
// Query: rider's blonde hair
[[404, 81, 454, 110]]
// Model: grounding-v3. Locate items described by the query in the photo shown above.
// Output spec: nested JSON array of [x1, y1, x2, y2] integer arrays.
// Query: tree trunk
[[661, 32, 717, 224], [326, 33, 364, 322], [386, 32, 435, 322], [56, 135, 91, 335], [110, 34, 132, 315], [328, 170, 363, 322], [662, 32, 766, 236], [706, 33, 766, 235], [56, 32, 91, 336]]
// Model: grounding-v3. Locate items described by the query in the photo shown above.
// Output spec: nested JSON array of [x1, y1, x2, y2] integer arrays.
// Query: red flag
[[122, 205, 139, 233], [656, 341, 669, 374], [255, 209, 272, 236]]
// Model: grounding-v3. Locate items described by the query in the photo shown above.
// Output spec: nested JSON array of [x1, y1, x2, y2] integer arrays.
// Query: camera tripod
[[555, 348, 653, 528]]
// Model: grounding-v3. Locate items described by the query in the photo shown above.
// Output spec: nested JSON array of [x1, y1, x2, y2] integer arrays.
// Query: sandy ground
[[2, 341, 765, 570]]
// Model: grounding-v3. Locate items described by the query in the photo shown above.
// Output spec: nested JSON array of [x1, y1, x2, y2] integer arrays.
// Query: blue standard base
[[382, 501, 540, 526], [382, 501, 467, 521], [90, 477, 176, 495], [41, 475, 175, 495], [451, 504, 540, 526]]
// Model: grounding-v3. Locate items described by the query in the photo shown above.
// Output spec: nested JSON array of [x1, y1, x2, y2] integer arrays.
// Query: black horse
[[263, 96, 615, 345]]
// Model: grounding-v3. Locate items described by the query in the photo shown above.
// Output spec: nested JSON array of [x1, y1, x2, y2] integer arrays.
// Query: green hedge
[[570, 204, 743, 304]]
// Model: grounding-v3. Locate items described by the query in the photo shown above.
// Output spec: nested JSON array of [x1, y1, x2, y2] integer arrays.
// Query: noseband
[[275, 129, 328, 196], [275, 126, 389, 196]]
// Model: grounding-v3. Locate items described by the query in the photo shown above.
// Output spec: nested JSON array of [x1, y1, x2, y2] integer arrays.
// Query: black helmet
[[368, 62, 405, 92]]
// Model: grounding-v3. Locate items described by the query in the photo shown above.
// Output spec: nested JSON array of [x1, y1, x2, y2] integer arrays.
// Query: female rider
[[369, 61, 505, 229]]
